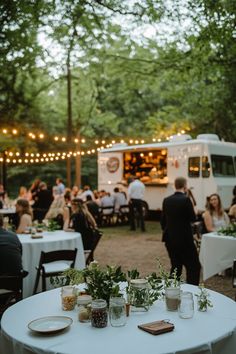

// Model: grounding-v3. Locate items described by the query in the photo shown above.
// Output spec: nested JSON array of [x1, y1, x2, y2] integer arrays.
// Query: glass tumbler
[[178, 291, 194, 319], [109, 297, 126, 327], [165, 287, 181, 311]]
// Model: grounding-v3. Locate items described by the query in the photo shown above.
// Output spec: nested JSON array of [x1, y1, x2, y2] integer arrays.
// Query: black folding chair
[[0, 271, 28, 318], [33, 248, 77, 294]]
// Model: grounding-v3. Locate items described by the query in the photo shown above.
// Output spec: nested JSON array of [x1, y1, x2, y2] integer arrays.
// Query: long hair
[[205, 193, 224, 217], [72, 198, 96, 228], [16, 199, 33, 217]]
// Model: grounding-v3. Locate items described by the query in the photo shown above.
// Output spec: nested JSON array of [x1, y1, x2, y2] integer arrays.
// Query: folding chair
[[84, 231, 103, 266], [33, 248, 77, 294], [0, 271, 27, 318], [100, 206, 114, 226], [117, 205, 130, 225]]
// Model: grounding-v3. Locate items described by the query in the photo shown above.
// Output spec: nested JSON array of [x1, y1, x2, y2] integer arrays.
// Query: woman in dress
[[15, 199, 33, 234], [203, 193, 229, 232], [66, 198, 97, 250]]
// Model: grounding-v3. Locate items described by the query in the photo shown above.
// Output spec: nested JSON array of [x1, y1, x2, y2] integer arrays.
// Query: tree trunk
[[66, 55, 72, 188]]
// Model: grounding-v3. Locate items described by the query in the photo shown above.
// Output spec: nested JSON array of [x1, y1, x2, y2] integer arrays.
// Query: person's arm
[[203, 211, 214, 232], [16, 214, 32, 234], [63, 207, 73, 231]]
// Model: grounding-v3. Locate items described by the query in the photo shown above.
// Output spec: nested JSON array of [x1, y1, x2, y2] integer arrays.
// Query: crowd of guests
[[0, 177, 235, 284]]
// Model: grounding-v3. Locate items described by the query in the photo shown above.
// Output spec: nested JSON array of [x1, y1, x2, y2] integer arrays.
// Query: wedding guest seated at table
[[203, 193, 230, 232], [44, 186, 65, 228], [228, 203, 236, 222], [14, 199, 33, 234], [16, 186, 31, 202], [0, 215, 23, 275], [86, 195, 101, 226], [66, 198, 97, 250]]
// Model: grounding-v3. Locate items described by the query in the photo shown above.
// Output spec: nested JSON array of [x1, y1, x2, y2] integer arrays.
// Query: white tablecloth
[[0, 208, 16, 215], [199, 232, 236, 281], [1, 284, 236, 354], [17, 231, 85, 297]]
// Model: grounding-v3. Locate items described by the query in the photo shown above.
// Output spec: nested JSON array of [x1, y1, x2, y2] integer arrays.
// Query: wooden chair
[[116, 205, 130, 225], [84, 230, 103, 266], [192, 221, 203, 252], [100, 206, 114, 226], [33, 248, 77, 294], [0, 271, 27, 318]]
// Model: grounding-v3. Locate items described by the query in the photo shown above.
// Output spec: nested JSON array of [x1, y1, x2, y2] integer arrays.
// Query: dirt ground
[[94, 221, 235, 301]]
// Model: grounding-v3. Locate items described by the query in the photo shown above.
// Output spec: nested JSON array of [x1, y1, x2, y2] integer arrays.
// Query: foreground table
[[1, 284, 235, 354], [199, 232, 236, 281], [17, 231, 85, 297]]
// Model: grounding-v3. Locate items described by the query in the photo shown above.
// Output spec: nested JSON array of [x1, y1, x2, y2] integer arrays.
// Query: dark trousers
[[165, 243, 201, 285], [129, 199, 145, 232]]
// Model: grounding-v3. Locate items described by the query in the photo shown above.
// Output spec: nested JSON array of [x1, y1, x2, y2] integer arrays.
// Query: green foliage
[[218, 223, 236, 237], [1, 0, 236, 190]]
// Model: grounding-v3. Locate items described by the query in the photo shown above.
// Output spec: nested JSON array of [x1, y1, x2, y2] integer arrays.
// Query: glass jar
[[165, 287, 180, 311], [91, 299, 108, 328], [77, 295, 92, 322], [178, 291, 194, 319], [109, 297, 126, 327], [61, 286, 77, 311], [129, 279, 149, 312]]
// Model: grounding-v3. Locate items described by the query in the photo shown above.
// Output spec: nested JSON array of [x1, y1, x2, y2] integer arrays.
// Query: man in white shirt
[[127, 177, 146, 232]]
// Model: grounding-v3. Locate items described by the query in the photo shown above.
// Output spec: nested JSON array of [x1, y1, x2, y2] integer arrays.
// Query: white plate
[[28, 316, 73, 334]]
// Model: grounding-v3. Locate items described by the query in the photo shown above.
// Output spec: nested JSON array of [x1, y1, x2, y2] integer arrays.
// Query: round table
[[0, 284, 235, 354], [17, 231, 85, 298]]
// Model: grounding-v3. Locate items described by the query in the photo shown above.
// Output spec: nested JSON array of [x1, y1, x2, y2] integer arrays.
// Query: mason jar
[[77, 295, 92, 323], [178, 291, 194, 319], [129, 279, 149, 312], [61, 286, 77, 311], [109, 297, 126, 327], [91, 299, 108, 328]]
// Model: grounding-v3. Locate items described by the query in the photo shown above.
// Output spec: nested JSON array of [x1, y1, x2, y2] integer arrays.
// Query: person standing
[[161, 176, 201, 285], [128, 177, 146, 232]]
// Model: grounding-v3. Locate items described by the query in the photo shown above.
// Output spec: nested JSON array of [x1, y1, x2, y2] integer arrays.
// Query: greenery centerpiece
[[52, 261, 163, 307], [195, 284, 213, 311], [217, 223, 236, 238]]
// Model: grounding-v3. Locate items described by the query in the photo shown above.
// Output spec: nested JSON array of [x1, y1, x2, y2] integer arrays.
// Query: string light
[[1, 129, 189, 165]]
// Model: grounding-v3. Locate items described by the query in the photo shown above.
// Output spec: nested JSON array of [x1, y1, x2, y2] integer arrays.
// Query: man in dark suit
[[0, 215, 23, 275], [161, 177, 201, 285]]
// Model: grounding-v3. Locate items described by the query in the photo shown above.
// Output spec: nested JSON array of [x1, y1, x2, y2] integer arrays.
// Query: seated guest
[[228, 204, 236, 222], [112, 187, 128, 213], [0, 215, 23, 275], [78, 185, 94, 202], [66, 198, 97, 250], [203, 193, 230, 232], [86, 195, 101, 226], [45, 187, 65, 228], [16, 186, 31, 201], [71, 185, 80, 200], [100, 192, 114, 214], [15, 199, 33, 234]]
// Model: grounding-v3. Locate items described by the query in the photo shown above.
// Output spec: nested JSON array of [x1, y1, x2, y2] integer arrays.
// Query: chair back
[[85, 230, 103, 265], [39, 249, 78, 268], [0, 273, 25, 318]]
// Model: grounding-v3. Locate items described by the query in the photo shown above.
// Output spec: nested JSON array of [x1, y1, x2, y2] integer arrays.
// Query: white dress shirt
[[128, 179, 145, 200]]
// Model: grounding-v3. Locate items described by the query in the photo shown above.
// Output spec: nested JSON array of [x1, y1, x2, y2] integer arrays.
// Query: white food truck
[[98, 134, 236, 213]]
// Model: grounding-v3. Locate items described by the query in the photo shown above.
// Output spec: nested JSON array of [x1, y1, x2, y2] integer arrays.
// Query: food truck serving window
[[211, 155, 235, 177], [188, 157, 200, 178], [123, 150, 167, 184]]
